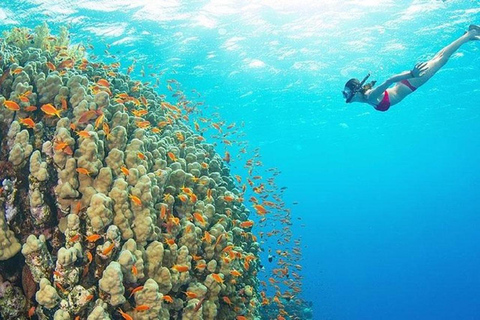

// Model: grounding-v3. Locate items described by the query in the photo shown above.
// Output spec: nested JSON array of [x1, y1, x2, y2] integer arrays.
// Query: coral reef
[[0, 25, 260, 319]]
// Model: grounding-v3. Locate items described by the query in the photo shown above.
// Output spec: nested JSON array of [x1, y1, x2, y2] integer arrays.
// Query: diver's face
[[342, 87, 354, 103]]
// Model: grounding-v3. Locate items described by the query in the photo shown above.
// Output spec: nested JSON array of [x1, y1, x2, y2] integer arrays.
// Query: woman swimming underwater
[[342, 25, 480, 112]]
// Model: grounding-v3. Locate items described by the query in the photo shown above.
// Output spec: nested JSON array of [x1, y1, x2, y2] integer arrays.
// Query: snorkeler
[[342, 25, 480, 112]]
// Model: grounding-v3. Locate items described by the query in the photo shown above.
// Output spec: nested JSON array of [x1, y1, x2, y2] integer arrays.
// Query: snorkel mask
[[343, 73, 371, 103]]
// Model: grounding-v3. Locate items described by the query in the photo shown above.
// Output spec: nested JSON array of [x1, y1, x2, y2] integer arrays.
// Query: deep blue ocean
[[2, 0, 480, 319]]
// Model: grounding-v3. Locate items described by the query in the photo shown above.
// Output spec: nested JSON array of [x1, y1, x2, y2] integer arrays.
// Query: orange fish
[[46, 61, 56, 71], [24, 105, 37, 112], [19, 95, 30, 103], [3, 100, 20, 111], [224, 195, 234, 202], [222, 296, 232, 305], [175, 132, 184, 141], [191, 254, 202, 261], [167, 152, 177, 162], [212, 123, 222, 131], [61, 98, 68, 110], [178, 194, 188, 203], [171, 217, 180, 226], [76, 130, 92, 138], [94, 113, 104, 129], [129, 194, 142, 206], [172, 265, 189, 272], [214, 233, 223, 248], [134, 305, 150, 312], [161, 101, 181, 113], [131, 265, 138, 276], [193, 212, 206, 225], [180, 186, 192, 194], [239, 220, 254, 228], [230, 270, 242, 277], [128, 285, 144, 298], [28, 306, 35, 318], [78, 110, 97, 124], [76, 167, 91, 176], [137, 152, 146, 160], [253, 204, 267, 215], [18, 117, 35, 128], [102, 242, 115, 255], [195, 263, 207, 270], [85, 234, 102, 242], [63, 145, 73, 155], [184, 291, 198, 299], [102, 122, 111, 139], [206, 189, 213, 200], [12, 67, 23, 75], [69, 234, 80, 243], [157, 120, 169, 128], [190, 193, 198, 203], [162, 295, 173, 303], [118, 308, 133, 320], [120, 166, 129, 176], [41, 104, 62, 117], [202, 231, 212, 243], [222, 245, 234, 253], [57, 59, 74, 70], [86, 251, 93, 264], [159, 205, 167, 220], [164, 238, 175, 246], [136, 120, 150, 129], [97, 79, 110, 87], [132, 109, 148, 117], [212, 273, 224, 283], [116, 92, 129, 99], [223, 151, 231, 163]]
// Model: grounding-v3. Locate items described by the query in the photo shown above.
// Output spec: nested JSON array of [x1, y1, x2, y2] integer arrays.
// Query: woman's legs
[[408, 26, 479, 88]]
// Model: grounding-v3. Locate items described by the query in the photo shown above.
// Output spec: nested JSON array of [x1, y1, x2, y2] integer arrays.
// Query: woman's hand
[[411, 62, 428, 78]]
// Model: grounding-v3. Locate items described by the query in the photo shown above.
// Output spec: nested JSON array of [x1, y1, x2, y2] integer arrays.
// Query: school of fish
[[0, 25, 306, 320]]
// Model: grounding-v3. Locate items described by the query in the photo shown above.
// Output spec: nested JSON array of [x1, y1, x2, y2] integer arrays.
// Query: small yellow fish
[[18, 117, 35, 128], [76, 168, 91, 176], [41, 104, 62, 117], [3, 100, 20, 111]]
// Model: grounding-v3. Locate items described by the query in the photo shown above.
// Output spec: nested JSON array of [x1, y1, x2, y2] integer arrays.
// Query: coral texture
[[0, 24, 260, 320]]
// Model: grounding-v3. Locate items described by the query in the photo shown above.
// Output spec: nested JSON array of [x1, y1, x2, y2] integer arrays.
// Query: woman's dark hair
[[344, 78, 360, 91], [344, 78, 376, 95]]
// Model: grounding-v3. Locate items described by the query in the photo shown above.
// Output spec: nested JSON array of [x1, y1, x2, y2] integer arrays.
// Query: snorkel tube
[[345, 73, 371, 103]]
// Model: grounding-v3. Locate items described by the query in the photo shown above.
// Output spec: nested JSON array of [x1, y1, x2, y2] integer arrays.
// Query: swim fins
[[468, 24, 480, 32], [468, 25, 480, 40]]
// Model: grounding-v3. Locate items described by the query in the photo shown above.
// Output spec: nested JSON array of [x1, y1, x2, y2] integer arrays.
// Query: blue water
[[2, 0, 480, 319]]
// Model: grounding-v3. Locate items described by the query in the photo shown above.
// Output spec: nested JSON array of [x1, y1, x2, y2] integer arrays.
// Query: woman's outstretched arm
[[366, 63, 428, 101]]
